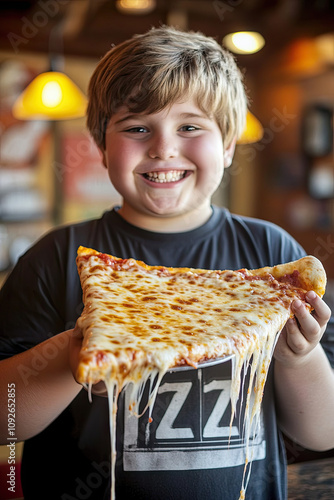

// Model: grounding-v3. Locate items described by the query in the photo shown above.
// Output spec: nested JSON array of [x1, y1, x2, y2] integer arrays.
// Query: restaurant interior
[[0, 1, 333, 498]]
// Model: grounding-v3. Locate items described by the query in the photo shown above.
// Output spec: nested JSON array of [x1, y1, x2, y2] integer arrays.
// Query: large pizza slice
[[75, 246, 326, 500]]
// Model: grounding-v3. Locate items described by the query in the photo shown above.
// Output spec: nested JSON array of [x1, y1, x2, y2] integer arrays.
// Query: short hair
[[87, 25, 248, 149]]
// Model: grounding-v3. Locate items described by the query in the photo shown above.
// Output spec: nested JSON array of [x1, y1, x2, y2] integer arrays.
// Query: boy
[[0, 26, 333, 500]]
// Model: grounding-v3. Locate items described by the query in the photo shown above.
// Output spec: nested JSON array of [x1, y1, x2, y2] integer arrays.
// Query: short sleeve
[[0, 233, 68, 359]]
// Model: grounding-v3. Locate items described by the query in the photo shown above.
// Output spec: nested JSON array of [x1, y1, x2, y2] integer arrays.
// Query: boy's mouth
[[143, 170, 187, 183]]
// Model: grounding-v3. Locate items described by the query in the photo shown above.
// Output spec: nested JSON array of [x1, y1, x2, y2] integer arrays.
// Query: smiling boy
[[0, 26, 333, 500], [102, 100, 233, 231]]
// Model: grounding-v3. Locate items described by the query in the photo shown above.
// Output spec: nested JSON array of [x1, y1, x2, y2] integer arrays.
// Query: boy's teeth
[[145, 170, 185, 183]]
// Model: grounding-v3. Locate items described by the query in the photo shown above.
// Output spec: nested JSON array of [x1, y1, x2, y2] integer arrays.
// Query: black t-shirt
[[1, 206, 333, 500]]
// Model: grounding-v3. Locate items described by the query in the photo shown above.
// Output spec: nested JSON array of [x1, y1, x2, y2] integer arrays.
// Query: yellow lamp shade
[[237, 110, 264, 144], [12, 71, 87, 120]]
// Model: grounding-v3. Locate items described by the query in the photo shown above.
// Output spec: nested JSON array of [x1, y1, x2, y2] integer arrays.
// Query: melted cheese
[[76, 249, 314, 500]]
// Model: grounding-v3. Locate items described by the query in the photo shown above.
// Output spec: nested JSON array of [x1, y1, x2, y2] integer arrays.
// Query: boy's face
[[102, 98, 235, 231]]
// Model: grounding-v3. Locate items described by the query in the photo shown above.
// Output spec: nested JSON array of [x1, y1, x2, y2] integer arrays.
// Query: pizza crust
[[249, 256, 326, 297], [77, 247, 326, 295]]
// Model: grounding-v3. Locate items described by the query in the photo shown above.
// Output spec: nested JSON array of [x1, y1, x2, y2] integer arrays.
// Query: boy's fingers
[[290, 293, 330, 344], [284, 317, 309, 354], [292, 300, 319, 337], [69, 324, 84, 385], [305, 291, 331, 327]]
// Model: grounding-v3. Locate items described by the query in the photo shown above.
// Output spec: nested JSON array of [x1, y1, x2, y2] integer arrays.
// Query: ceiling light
[[12, 71, 87, 120], [116, 0, 156, 15], [223, 31, 265, 54], [237, 110, 264, 144], [41, 81, 63, 108], [315, 32, 334, 64]]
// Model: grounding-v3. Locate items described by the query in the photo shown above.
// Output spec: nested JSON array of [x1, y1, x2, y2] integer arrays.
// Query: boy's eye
[[179, 125, 200, 132], [125, 126, 148, 133]]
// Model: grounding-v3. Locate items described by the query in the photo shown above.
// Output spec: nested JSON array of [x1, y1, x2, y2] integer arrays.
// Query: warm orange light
[[116, 0, 156, 14], [282, 38, 323, 76], [237, 111, 264, 144], [12, 71, 87, 120]]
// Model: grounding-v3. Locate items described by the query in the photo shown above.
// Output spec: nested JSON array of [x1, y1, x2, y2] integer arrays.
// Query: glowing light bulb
[[232, 33, 259, 53], [41, 81, 63, 108], [223, 32, 265, 54]]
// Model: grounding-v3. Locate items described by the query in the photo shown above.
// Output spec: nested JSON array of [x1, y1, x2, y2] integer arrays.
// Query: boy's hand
[[69, 323, 84, 381], [274, 291, 331, 368], [69, 323, 108, 397]]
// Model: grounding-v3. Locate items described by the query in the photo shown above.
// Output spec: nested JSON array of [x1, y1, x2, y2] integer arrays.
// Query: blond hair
[[87, 26, 247, 149]]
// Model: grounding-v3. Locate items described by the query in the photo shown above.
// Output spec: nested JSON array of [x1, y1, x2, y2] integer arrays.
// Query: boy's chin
[[120, 196, 211, 220], [145, 203, 198, 218], [141, 199, 188, 217], [141, 203, 212, 226], [146, 193, 209, 215], [119, 203, 212, 232]]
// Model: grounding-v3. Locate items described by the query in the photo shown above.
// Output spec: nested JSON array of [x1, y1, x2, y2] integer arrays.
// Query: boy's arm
[[0, 329, 82, 444], [274, 292, 334, 451]]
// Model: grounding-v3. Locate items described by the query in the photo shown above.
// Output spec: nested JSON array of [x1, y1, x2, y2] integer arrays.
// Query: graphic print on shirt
[[122, 361, 266, 471]]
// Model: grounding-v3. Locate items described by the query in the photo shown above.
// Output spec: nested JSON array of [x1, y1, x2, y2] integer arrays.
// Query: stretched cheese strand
[[237, 330, 280, 499], [105, 367, 167, 500], [105, 380, 118, 500]]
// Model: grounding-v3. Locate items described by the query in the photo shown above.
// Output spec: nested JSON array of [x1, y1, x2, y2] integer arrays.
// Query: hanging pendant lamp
[[238, 110, 264, 144], [12, 70, 87, 121]]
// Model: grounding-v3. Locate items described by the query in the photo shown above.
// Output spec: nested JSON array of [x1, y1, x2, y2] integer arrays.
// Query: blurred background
[[0, 0, 333, 286]]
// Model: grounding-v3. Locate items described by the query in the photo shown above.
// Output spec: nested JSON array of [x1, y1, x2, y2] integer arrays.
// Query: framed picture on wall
[[302, 103, 333, 158]]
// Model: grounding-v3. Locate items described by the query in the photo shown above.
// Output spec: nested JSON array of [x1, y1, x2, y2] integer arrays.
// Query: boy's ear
[[224, 137, 237, 168], [100, 149, 107, 168]]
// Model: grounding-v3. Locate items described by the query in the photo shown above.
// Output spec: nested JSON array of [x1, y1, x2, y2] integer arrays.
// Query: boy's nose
[[148, 135, 178, 160]]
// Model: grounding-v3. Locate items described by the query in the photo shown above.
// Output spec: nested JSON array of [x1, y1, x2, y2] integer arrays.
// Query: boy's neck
[[117, 203, 213, 233]]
